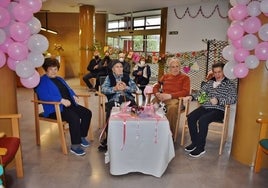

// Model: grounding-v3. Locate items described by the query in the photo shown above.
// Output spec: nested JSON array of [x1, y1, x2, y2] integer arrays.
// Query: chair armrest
[[0, 148, 7, 156], [31, 99, 61, 105], [257, 118, 268, 124], [0, 114, 22, 119], [95, 91, 106, 97], [76, 93, 91, 98]]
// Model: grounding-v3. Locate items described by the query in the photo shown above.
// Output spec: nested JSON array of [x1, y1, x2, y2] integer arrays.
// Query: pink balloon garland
[[224, 1, 268, 79], [0, 0, 48, 89]]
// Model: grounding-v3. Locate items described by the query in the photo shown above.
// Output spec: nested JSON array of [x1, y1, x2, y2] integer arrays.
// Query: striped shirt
[[194, 77, 237, 111]]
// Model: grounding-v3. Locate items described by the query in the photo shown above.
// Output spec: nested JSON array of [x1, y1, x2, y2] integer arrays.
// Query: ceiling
[[41, 0, 210, 14]]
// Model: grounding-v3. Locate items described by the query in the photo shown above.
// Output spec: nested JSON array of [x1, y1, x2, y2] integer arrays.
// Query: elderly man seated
[[152, 57, 190, 140]]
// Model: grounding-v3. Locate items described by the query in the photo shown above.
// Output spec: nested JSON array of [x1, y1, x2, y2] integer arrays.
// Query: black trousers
[[83, 72, 98, 89], [49, 104, 92, 145], [187, 106, 224, 150]]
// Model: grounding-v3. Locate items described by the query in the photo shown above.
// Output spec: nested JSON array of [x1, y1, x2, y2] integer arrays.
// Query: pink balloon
[[232, 4, 248, 21], [243, 16, 262, 34], [227, 24, 244, 41], [234, 48, 250, 63], [7, 42, 28, 60], [0, 0, 10, 8], [255, 42, 268, 60], [234, 63, 249, 78], [228, 8, 234, 21], [20, 70, 40, 88], [7, 57, 20, 71], [12, 4, 33, 22], [20, 0, 42, 13], [0, 37, 14, 53], [231, 38, 242, 49], [0, 7, 11, 27], [9, 22, 31, 42], [0, 50, 6, 68]]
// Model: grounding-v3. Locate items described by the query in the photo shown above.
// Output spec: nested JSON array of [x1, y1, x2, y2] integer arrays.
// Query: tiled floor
[[5, 78, 268, 188]]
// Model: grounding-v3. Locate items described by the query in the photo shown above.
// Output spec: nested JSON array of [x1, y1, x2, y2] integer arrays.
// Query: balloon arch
[[0, 0, 48, 88]]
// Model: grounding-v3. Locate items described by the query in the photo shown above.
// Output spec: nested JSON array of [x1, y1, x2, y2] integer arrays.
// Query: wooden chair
[[0, 114, 23, 184], [180, 98, 231, 155], [173, 98, 186, 142], [254, 117, 268, 173], [32, 92, 93, 155], [145, 92, 185, 142]]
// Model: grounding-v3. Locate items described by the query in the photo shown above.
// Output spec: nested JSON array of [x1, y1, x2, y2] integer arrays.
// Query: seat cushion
[[0, 137, 20, 165], [260, 139, 268, 150]]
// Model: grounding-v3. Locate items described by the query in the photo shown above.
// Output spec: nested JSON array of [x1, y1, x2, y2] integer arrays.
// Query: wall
[[166, 0, 229, 53], [35, 12, 80, 78], [35, 12, 107, 78]]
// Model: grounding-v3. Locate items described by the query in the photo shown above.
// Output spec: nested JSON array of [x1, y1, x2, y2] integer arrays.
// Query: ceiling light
[[40, 28, 58, 35], [41, 11, 58, 35]]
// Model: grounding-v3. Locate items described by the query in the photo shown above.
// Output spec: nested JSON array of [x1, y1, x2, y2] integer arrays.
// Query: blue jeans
[[187, 106, 224, 149]]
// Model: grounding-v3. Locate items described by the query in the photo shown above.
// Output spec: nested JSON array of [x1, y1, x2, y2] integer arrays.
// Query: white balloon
[[27, 52, 44, 67], [258, 24, 268, 41], [27, 34, 49, 53], [230, 0, 237, 7], [222, 45, 236, 61], [245, 55, 260, 69], [247, 1, 261, 17], [15, 59, 35, 78], [223, 61, 238, 80], [27, 17, 41, 34], [260, 0, 268, 13], [241, 34, 258, 50]]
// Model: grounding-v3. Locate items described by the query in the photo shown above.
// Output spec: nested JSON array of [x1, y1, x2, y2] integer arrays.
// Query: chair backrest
[[0, 114, 24, 180]]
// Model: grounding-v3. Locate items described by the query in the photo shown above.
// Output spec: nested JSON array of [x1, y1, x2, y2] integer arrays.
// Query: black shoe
[[184, 143, 196, 152], [189, 148, 206, 158], [98, 144, 107, 152]]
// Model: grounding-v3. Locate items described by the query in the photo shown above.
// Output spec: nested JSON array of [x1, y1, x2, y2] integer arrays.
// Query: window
[[106, 10, 161, 56]]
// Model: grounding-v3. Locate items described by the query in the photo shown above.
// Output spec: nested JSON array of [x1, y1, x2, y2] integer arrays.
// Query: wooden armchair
[[254, 117, 268, 173], [0, 114, 23, 184], [180, 98, 231, 155], [32, 92, 93, 155]]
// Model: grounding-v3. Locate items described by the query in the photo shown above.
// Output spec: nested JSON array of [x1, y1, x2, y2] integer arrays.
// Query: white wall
[[166, 0, 230, 53]]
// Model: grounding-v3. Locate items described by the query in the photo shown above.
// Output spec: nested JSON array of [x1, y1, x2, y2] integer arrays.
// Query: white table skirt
[[105, 113, 175, 178]]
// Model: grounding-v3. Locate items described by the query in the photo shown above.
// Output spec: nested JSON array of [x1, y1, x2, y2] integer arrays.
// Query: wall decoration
[[174, 4, 228, 19]]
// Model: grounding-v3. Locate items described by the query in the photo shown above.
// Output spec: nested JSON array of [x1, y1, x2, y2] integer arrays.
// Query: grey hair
[[166, 57, 181, 67]]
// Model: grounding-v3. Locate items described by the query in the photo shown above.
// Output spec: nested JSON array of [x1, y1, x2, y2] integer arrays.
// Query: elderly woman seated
[[152, 57, 190, 139]]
